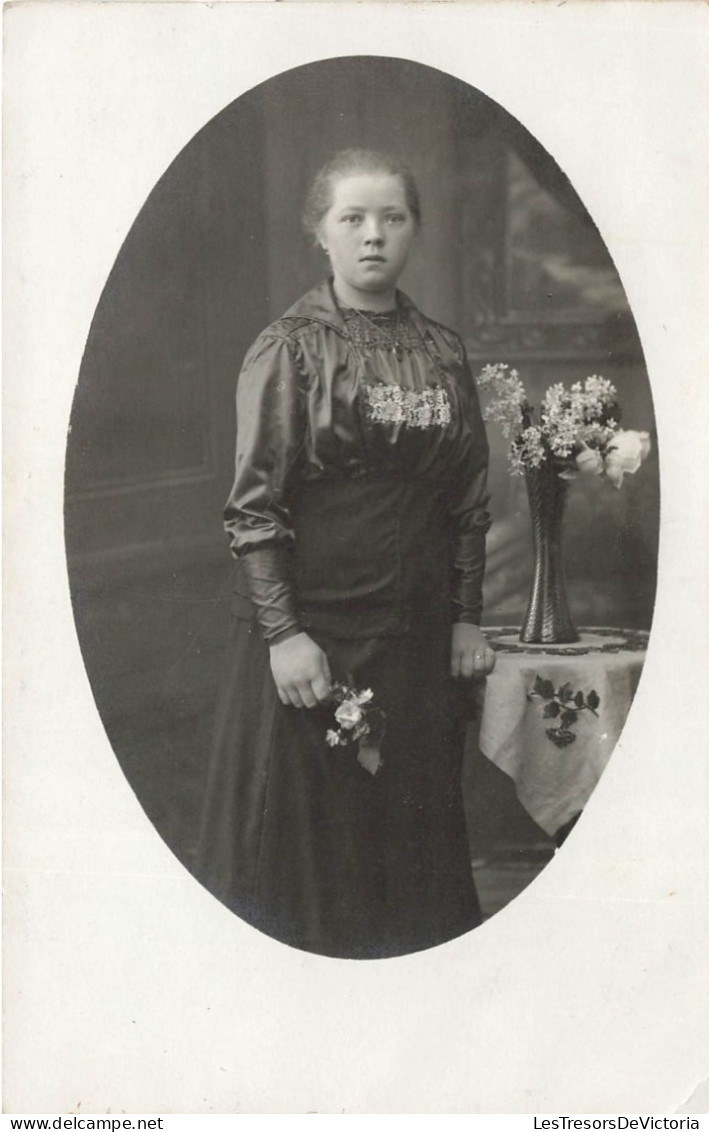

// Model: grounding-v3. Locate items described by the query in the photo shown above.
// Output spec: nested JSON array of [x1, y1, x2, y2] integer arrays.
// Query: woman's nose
[[363, 219, 384, 244]]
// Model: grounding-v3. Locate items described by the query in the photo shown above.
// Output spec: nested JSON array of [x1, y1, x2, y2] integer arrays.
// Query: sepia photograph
[[4, 1, 708, 1115], [64, 56, 657, 959]]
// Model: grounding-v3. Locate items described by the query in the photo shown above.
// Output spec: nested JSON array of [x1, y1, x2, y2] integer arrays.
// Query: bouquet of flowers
[[476, 364, 651, 486], [325, 683, 387, 776]]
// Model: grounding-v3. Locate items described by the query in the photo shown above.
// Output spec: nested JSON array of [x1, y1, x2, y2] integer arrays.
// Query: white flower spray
[[477, 364, 650, 485]]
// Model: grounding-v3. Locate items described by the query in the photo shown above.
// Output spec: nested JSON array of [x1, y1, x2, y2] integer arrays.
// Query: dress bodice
[[224, 279, 491, 640], [338, 305, 466, 483]]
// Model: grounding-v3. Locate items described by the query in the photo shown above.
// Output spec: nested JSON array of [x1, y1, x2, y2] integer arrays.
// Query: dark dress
[[196, 280, 491, 959]]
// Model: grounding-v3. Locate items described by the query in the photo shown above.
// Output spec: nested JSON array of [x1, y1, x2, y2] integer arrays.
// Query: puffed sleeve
[[224, 330, 307, 644], [446, 340, 492, 625]]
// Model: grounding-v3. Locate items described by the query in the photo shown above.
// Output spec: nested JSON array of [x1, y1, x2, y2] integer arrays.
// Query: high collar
[[281, 277, 422, 336]]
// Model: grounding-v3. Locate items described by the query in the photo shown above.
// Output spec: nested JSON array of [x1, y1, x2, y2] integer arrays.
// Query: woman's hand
[[450, 623, 495, 679], [269, 632, 333, 709]]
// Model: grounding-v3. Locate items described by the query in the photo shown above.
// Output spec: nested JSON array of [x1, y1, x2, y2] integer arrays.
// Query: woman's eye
[[341, 215, 362, 225], [386, 214, 406, 224]]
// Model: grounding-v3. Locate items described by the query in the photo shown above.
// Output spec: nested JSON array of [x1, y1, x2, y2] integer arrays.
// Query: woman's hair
[[302, 148, 422, 241]]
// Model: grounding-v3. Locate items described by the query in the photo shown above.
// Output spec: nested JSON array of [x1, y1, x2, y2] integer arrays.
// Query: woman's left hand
[[450, 623, 495, 679]]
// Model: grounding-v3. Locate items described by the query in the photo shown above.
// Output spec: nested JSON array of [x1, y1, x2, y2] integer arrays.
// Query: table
[[477, 627, 649, 838]]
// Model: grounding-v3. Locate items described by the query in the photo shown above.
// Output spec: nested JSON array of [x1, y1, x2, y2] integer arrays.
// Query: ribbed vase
[[520, 462, 579, 644]]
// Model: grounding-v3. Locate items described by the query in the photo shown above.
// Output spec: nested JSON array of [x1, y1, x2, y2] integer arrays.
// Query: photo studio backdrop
[[64, 58, 658, 871]]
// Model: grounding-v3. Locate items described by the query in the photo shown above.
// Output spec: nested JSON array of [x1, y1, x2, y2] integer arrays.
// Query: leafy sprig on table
[[527, 676, 600, 748]]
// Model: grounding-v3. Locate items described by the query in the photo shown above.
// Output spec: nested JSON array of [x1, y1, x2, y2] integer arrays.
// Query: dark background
[[64, 58, 658, 882]]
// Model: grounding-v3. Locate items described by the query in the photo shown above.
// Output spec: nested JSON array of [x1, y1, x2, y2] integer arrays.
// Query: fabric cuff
[[450, 531, 486, 625], [238, 544, 302, 644]]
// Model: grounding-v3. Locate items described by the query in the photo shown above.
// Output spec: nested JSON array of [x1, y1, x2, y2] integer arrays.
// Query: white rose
[[575, 442, 604, 477], [334, 700, 363, 729], [604, 430, 652, 488]]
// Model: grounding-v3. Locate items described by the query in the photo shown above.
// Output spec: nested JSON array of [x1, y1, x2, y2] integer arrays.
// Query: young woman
[[196, 149, 495, 959]]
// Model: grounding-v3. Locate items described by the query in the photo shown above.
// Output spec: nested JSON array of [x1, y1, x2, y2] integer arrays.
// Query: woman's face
[[317, 172, 417, 306]]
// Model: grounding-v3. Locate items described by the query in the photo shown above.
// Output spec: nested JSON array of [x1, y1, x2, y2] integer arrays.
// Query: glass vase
[[520, 462, 579, 644]]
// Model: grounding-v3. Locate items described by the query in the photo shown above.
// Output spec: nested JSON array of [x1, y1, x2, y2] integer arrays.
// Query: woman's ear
[[315, 222, 328, 254]]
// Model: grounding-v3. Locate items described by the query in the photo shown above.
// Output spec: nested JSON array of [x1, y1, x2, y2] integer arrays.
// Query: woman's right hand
[[269, 632, 333, 709]]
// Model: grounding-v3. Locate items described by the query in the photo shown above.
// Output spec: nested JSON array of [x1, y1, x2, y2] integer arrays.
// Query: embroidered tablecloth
[[478, 628, 649, 836]]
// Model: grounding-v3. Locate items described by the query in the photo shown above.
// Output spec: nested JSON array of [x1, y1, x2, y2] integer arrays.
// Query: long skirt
[[195, 613, 481, 959]]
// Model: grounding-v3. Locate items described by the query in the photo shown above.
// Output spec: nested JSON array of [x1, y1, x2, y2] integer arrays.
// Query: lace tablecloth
[[478, 628, 649, 836]]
